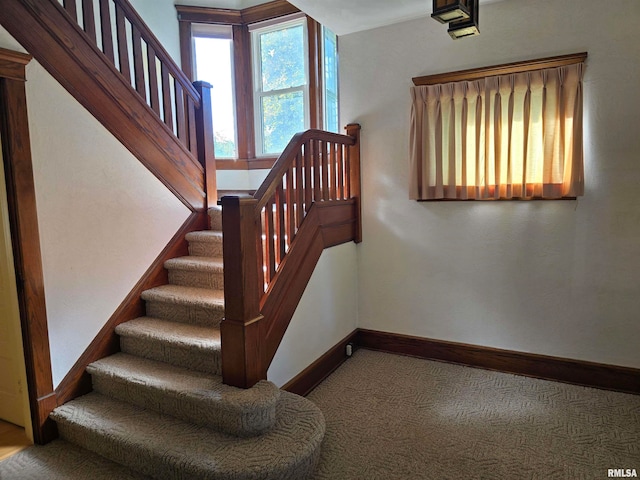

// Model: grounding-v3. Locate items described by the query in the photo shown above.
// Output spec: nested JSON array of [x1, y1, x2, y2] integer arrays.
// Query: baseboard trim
[[282, 330, 358, 397], [354, 329, 640, 395]]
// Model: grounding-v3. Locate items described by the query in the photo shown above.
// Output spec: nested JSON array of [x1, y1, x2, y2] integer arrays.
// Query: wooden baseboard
[[282, 330, 358, 397], [354, 329, 640, 395]]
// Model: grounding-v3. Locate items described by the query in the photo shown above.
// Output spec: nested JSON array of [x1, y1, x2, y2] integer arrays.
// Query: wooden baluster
[[187, 99, 198, 157], [260, 207, 268, 289], [337, 142, 344, 200], [193, 81, 216, 208], [175, 82, 187, 143], [313, 140, 321, 202], [304, 140, 312, 213], [82, 0, 97, 44], [329, 142, 337, 200], [64, 0, 78, 22], [346, 123, 362, 243], [115, 3, 130, 81], [146, 45, 160, 115], [160, 64, 172, 129], [286, 164, 295, 247], [219, 196, 266, 389], [295, 152, 304, 229], [267, 199, 276, 281], [98, 0, 114, 63], [131, 24, 146, 97], [275, 183, 286, 264], [321, 140, 329, 201]]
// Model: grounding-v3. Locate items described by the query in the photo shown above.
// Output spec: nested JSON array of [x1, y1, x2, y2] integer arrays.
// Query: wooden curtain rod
[[412, 52, 588, 86]]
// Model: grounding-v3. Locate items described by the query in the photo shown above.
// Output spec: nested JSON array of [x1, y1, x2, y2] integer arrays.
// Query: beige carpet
[[308, 349, 640, 480], [2, 348, 638, 479]]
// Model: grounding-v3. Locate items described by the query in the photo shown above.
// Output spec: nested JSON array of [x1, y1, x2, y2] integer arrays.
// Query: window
[[409, 55, 586, 200], [322, 27, 339, 133], [251, 16, 309, 156], [192, 24, 238, 158], [179, 4, 341, 164]]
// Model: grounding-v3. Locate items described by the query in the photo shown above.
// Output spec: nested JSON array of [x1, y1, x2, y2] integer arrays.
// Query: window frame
[[250, 14, 310, 157], [177, 2, 338, 170], [191, 23, 239, 159]]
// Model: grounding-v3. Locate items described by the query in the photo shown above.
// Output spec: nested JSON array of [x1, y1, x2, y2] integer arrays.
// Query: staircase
[[49, 207, 325, 479]]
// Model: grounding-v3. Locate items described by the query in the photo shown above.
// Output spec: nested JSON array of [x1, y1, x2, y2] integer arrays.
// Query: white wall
[[268, 242, 358, 387], [129, 0, 181, 63], [340, 0, 640, 369], [0, 26, 190, 387]]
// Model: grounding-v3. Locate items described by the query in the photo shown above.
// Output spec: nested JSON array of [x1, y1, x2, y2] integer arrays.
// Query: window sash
[[252, 16, 310, 156]]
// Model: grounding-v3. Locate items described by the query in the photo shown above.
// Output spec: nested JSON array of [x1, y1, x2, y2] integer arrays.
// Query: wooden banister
[[221, 124, 361, 388], [1, 0, 218, 211]]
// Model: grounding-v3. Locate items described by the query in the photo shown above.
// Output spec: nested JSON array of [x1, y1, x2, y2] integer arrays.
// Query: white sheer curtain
[[409, 63, 584, 200]]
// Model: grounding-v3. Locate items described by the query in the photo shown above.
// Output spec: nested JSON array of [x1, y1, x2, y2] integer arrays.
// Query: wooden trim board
[[355, 329, 640, 395], [282, 330, 358, 396]]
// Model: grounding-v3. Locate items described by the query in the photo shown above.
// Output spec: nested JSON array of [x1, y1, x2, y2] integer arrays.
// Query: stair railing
[[2, 0, 216, 209], [220, 124, 361, 388]]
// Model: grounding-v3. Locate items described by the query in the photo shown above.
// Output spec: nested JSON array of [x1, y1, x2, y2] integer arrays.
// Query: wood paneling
[[0, 55, 56, 443], [55, 212, 208, 406], [412, 52, 588, 86], [282, 330, 358, 396], [355, 329, 640, 395], [0, 0, 206, 212], [233, 24, 255, 161]]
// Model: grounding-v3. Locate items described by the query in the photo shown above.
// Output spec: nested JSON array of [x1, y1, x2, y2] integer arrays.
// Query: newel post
[[219, 195, 266, 388], [193, 81, 217, 208], [346, 123, 362, 243]]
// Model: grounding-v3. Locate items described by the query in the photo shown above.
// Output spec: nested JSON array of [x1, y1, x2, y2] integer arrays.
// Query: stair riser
[[187, 240, 223, 258], [120, 337, 221, 376], [144, 300, 223, 327], [52, 394, 324, 480], [91, 375, 276, 437], [168, 269, 224, 290]]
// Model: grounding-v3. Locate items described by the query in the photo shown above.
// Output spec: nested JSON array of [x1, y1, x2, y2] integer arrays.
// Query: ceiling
[[174, 0, 505, 36]]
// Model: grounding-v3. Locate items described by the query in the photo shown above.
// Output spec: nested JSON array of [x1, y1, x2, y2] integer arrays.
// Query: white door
[[0, 134, 29, 428]]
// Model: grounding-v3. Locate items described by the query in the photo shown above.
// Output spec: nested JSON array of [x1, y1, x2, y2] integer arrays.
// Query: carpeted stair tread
[[165, 256, 223, 272], [141, 284, 224, 308], [140, 284, 224, 326], [165, 256, 224, 290], [116, 317, 221, 374], [51, 392, 325, 480], [87, 353, 279, 436], [185, 230, 223, 242], [0, 439, 154, 480], [186, 231, 223, 257]]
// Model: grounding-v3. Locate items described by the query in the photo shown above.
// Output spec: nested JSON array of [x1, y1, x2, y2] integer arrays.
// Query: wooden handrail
[[1, 0, 218, 211], [253, 129, 356, 214], [220, 124, 361, 388]]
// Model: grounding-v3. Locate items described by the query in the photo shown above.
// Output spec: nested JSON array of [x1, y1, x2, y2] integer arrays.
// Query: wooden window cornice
[[176, 1, 300, 26], [412, 52, 588, 86]]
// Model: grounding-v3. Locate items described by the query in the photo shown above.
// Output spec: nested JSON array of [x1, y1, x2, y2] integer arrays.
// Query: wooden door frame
[[0, 47, 57, 444]]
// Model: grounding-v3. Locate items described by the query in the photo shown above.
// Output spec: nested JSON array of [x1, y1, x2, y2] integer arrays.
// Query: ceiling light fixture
[[431, 0, 471, 24], [447, 0, 479, 39]]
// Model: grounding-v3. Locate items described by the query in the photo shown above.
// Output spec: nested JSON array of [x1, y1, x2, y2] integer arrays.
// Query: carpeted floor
[[2, 348, 639, 479], [308, 349, 640, 480]]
